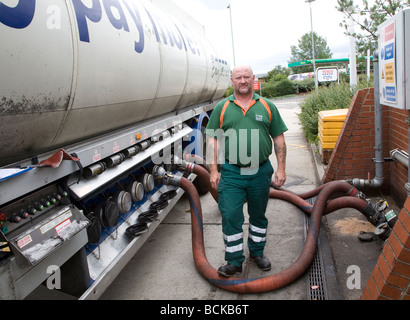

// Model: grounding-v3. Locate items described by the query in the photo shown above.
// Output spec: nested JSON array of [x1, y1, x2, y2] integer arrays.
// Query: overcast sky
[[171, 0, 353, 74]]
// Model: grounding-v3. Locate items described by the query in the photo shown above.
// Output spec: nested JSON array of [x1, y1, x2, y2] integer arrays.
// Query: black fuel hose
[[137, 209, 159, 223], [126, 189, 178, 237], [125, 221, 148, 238]]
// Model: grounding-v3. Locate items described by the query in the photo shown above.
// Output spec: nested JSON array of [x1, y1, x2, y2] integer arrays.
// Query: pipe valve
[[152, 165, 166, 180], [152, 165, 181, 186]]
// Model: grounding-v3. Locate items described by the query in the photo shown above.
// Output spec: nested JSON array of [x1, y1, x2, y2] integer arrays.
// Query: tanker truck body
[[0, 0, 230, 299]]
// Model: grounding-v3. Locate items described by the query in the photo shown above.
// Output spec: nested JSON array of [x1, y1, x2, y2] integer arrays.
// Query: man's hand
[[209, 166, 221, 190], [273, 169, 286, 188]]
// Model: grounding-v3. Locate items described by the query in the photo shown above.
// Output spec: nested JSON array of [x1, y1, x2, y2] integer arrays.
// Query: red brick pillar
[[361, 197, 410, 300], [322, 88, 382, 186]]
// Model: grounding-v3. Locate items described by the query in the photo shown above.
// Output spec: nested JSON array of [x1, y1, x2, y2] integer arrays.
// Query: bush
[[299, 76, 376, 142], [260, 83, 276, 98], [225, 86, 234, 97], [262, 79, 295, 98], [273, 79, 296, 97], [298, 82, 355, 142], [293, 78, 315, 93]]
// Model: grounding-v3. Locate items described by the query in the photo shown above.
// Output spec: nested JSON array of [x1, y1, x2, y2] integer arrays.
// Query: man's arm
[[273, 133, 287, 188], [207, 136, 220, 190]]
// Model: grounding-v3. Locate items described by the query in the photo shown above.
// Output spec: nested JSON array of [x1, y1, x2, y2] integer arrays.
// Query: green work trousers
[[217, 160, 274, 267]]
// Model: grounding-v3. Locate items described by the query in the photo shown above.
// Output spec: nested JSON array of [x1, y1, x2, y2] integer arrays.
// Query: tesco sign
[[317, 67, 339, 83]]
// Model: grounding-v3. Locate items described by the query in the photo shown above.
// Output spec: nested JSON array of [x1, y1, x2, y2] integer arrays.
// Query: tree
[[289, 32, 332, 74], [336, 0, 410, 56], [266, 65, 291, 83]]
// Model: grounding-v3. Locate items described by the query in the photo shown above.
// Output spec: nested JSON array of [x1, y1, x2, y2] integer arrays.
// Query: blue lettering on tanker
[[71, 0, 200, 55], [0, 0, 202, 57], [72, 0, 145, 53], [146, 8, 184, 50], [0, 0, 36, 29], [71, 0, 102, 43], [121, 0, 144, 53], [103, 0, 130, 32]]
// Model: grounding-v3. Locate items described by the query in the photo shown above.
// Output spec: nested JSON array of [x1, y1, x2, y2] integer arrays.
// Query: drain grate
[[304, 211, 328, 300]]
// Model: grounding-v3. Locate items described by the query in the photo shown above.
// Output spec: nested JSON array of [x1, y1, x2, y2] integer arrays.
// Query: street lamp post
[[228, 3, 236, 67], [305, 0, 318, 90]]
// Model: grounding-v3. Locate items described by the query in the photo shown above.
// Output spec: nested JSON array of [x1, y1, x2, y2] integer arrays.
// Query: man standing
[[205, 65, 288, 277]]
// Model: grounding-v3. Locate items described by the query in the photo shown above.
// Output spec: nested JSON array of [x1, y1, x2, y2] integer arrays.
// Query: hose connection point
[[152, 165, 166, 181], [162, 173, 182, 186], [152, 165, 182, 186], [172, 155, 189, 170]]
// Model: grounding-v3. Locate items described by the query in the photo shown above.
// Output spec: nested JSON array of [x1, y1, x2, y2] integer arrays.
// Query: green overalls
[[205, 93, 288, 267]]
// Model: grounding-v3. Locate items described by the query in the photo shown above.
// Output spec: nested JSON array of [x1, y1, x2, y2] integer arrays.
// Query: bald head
[[231, 65, 255, 98], [232, 65, 254, 77]]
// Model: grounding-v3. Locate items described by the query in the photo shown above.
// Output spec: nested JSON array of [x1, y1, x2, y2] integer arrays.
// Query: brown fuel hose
[[269, 189, 369, 216], [181, 161, 219, 202], [186, 159, 363, 212], [271, 181, 353, 200], [178, 170, 363, 293], [188, 161, 367, 218]]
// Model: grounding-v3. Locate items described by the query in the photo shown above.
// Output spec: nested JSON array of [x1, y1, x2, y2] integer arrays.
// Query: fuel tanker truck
[[0, 0, 230, 299]]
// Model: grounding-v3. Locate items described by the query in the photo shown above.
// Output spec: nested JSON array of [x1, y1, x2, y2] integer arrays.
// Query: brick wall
[[323, 88, 408, 205], [389, 107, 410, 206], [361, 199, 410, 300], [322, 88, 410, 300]]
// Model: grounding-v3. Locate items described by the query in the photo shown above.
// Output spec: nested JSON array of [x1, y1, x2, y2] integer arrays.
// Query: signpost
[[253, 81, 262, 96]]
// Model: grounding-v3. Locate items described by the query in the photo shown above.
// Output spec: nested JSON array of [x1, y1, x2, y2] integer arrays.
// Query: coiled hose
[[175, 162, 369, 294]]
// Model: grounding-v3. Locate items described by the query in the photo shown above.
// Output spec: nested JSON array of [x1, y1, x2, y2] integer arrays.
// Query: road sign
[[253, 82, 261, 91]]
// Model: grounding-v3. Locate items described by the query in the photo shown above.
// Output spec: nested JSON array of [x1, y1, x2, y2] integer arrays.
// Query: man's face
[[231, 67, 255, 96]]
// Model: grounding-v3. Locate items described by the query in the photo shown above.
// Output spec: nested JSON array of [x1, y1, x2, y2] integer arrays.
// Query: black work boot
[[217, 263, 242, 277], [250, 255, 271, 271]]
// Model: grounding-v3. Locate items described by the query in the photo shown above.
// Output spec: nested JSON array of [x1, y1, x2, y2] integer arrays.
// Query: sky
[[171, 0, 353, 75]]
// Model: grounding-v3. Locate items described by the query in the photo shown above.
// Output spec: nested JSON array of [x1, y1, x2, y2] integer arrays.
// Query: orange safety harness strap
[[219, 97, 272, 128]]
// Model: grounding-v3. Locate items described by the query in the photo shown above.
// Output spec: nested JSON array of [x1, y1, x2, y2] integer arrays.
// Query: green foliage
[[293, 78, 316, 93], [272, 79, 296, 97], [225, 86, 234, 97], [289, 32, 333, 74], [298, 83, 355, 142], [266, 65, 291, 82], [262, 79, 295, 98], [298, 78, 374, 142], [337, 0, 410, 56], [268, 73, 288, 83]]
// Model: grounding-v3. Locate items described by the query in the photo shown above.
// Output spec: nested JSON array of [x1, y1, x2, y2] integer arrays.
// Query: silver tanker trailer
[[0, 0, 230, 299]]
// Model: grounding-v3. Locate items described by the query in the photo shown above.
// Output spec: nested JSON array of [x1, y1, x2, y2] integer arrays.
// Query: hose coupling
[[162, 173, 182, 187], [172, 155, 195, 173], [152, 165, 182, 186], [152, 165, 166, 180]]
